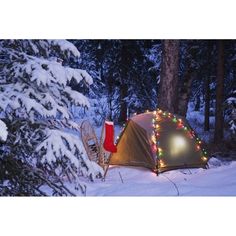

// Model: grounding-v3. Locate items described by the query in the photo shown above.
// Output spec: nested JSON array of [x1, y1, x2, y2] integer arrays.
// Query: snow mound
[[208, 157, 224, 168]]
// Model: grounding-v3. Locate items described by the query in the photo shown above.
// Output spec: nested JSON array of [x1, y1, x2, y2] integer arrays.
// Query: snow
[[0, 119, 8, 141], [36, 128, 88, 166], [15, 57, 93, 88], [0, 82, 70, 120], [36, 128, 103, 179], [227, 97, 236, 104], [84, 158, 236, 196], [49, 40, 81, 58], [0, 43, 93, 121], [229, 120, 236, 134], [64, 87, 90, 108]]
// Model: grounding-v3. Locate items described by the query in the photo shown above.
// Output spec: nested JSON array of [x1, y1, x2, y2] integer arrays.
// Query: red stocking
[[103, 121, 117, 153]]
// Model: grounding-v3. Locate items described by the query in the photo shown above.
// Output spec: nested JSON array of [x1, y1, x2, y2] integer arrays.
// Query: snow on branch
[[13, 56, 93, 87], [49, 40, 81, 58], [36, 129, 103, 179], [227, 97, 236, 104], [0, 82, 70, 119], [0, 53, 93, 120], [64, 87, 90, 108], [0, 120, 8, 141]]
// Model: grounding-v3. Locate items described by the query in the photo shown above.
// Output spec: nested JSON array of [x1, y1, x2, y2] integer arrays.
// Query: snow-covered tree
[[0, 40, 103, 196]]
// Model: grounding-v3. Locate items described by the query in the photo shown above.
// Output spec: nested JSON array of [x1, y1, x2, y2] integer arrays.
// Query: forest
[[73, 40, 236, 144], [0, 39, 236, 196]]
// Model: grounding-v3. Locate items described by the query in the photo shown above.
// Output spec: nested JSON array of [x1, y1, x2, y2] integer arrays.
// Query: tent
[[109, 109, 209, 173]]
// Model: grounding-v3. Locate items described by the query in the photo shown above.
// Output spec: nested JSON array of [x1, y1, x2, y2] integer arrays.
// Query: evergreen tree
[[0, 40, 103, 196], [74, 40, 157, 122]]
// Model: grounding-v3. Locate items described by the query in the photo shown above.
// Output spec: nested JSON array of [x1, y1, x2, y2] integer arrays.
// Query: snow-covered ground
[[84, 158, 236, 196]]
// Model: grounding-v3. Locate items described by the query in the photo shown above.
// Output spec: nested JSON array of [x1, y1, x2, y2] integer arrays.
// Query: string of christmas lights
[[152, 110, 164, 168], [152, 109, 208, 168]]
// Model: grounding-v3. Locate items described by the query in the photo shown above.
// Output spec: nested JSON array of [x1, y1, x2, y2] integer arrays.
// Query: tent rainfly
[[109, 109, 209, 174]]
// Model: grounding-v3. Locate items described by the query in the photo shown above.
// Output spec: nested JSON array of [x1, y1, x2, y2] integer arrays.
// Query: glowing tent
[[109, 109, 209, 173]]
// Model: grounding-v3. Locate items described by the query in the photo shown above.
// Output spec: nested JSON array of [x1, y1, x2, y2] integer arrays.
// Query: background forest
[[73, 40, 236, 145]]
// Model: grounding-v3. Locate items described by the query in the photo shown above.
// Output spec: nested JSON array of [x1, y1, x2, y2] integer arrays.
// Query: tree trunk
[[214, 40, 225, 144], [118, 83, 128, 123], [204, 75, 210, 131], [107, 79, 113, 120], [204, 42, 212, 131], [118, 41, 129, 123], [158, 40, 179, 113], [177, 68, 195, 117], [194, 95, 201, 111]]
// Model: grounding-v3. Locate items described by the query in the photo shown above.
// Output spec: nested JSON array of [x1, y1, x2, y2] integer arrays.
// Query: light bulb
[[151, 135, 156, 143], [170, 135, 187, 156], [159, 160, 165, 167]]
